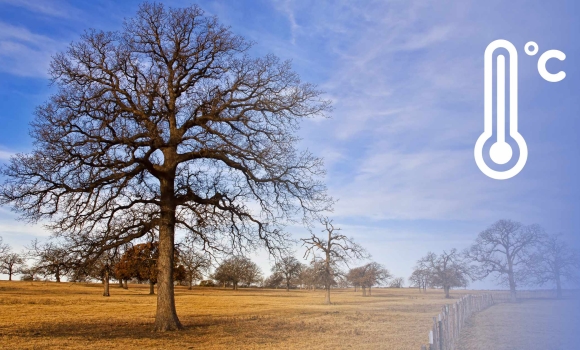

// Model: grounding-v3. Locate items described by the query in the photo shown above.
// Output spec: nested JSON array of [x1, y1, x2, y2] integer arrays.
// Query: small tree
[[409, 267, 430, 292], [348, 262, 391, 296], [419, 249, 470, 298], [529, 233, 579, 299], [263, 273, 284, 289], [272, 255, 303, 291], [302, 217, 368, 304], [27, 239, 72, 283], [389, 277, 405, 288], [212, 256, 262, 290], [466, 219, 543, 302], [0, 251, 24, 281]]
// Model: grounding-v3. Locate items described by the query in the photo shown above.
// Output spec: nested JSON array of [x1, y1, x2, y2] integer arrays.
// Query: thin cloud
[[0, 21, 62, 77], [0, 0, 75, 18]]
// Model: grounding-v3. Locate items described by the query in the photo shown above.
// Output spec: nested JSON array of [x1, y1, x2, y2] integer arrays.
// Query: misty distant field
[[0, 281, 474, 349], [457, 298, 580, 350]]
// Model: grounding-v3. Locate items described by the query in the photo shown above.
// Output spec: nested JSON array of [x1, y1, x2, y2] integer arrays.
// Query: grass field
[[456, 298, 580, 350], [0, 281, 479, 349]]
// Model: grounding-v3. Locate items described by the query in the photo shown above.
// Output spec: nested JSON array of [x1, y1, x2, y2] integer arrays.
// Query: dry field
[[456, 298, 580, 350], [0, 281, 479, 349]]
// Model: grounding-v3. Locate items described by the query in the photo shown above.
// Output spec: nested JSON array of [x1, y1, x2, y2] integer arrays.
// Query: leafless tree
[[0, 3, 331, 331], [0, 249, 24, 281], [529, 233, 579, 299], [347, 262, 391, 296], [389, 277, 405, 288], [419, 249, 470, 298], [26, 239, 73, 283], [263, 272, 284, 289], [272, 255, 303, 291], [298, 260, 326, 290], [302, 217, 368, 304], [177, 236, 212, 290], [409, 266, 430, 292], [465, 219, 543, 302]]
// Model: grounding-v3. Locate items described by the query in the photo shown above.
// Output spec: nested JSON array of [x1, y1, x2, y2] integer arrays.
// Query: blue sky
[[0, 0, 579, 289]]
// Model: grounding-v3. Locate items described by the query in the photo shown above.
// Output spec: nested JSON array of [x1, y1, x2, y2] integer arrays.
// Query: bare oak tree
[[0, 250, 24, 281], [271, 255, 303, 291], [302, 218, 368, 304], [419, 249, 470, 298], [529, 233, 579, 299], [466, 219, 543, 302], [0, 3, 330, 330], [26, 239, 72, 283]]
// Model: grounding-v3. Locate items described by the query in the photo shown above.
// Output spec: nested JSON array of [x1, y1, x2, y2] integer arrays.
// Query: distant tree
[[409, 266, 430, 292], [389, 277, 405, 288], [212, 256, 262, 290], [419, 249, 470, 298], [115, 242, 185, 295], [177, 237, 212, 290], [346, 267, 363, 292], [27, 239, 72, 283], [466, 219, 543, 302], [272, 255, 304, 291], [302, 217, 368, 304], [298, 260, 326, 290], [0, 3, 331, 331], [348, 262, 391, 296], [0, 251, 24, 281], [263, 272, 284, 289], [529, 233, 579, 299]]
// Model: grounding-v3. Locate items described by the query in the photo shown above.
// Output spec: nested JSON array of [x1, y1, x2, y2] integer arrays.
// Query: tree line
[[2, 218, 576, 305]]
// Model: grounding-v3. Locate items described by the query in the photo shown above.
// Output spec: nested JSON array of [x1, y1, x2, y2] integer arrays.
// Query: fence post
[[438, 313, 444, 350]]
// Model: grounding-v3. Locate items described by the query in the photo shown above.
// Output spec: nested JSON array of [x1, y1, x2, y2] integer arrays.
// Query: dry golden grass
[[456, 298, 580, 350], [0, 281, 483, 349]]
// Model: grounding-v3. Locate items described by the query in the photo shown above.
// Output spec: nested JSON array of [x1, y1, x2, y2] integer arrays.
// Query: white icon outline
[[524, 41, 538, 56], [538, 50, 566, 82], [475, 39, 528, 180]]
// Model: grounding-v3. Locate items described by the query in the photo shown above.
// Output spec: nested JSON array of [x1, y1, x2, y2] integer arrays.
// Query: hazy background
[[0, 0, 579, 290]]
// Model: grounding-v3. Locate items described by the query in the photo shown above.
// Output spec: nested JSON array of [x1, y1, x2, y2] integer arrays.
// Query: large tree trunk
[[154, 178, 182, 331], [556, 274, 562, 299], [103, 271, 110, 297], [286, 281, 290, 292], [123, 279, 128, 289], [8, 268, 12, 281], [55, 267, 60, 283], [508, 274, 517, 302], [149, 281, 155, 295], [188, 280, 193, 290], [118, 279, 123, 288]]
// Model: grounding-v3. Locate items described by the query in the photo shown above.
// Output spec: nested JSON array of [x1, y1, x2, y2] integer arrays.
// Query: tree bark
[[55, 267, 60, 283], [123, 279, 128, 289], [556, 275, 562, 299], [188, 280, 193, 290], [8, 269, 12, 281], [118, 279, 123, 288], [153, 177, 182, 331], [103, 271, 110, 297], [325, 285, 331, 305], [149, 281, 155, 295]]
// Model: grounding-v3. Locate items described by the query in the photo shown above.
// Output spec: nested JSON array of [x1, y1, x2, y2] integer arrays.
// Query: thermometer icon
[[475, 39, 566, 180]]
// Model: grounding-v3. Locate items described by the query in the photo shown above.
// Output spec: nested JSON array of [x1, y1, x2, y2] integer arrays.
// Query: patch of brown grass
[[0, 281, 479, 349]]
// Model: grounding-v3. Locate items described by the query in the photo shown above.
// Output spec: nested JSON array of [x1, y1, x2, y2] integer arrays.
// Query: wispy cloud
[[0, 149, 14, 160], [0, 21, 62, 77], [0, 0, 76, 18]]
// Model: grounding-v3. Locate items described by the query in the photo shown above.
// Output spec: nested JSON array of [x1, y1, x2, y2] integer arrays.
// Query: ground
[[456, 298, 580, 350], [0, 281, 472, 349]]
